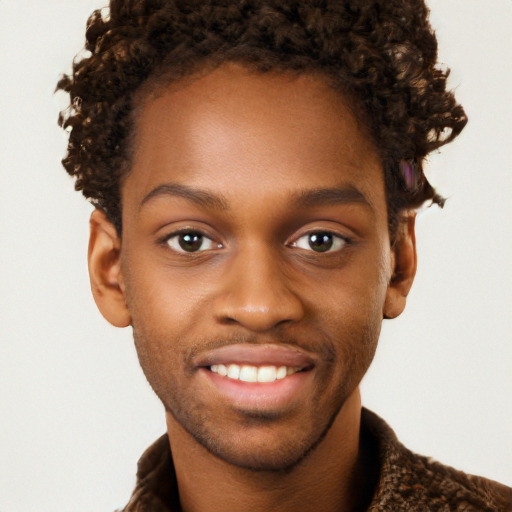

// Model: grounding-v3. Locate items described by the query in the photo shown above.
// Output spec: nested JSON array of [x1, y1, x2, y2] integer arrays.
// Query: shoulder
[[362, 408, 512, 511], [388, 441, 512, 511]]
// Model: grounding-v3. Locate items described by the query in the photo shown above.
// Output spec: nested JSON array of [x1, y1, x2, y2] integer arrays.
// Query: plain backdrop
[[0, 1, 511, 511]]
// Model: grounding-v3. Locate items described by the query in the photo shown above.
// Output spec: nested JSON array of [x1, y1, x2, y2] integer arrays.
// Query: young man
[[57, 1, 511, 510]]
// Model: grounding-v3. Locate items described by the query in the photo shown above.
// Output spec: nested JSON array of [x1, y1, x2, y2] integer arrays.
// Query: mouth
[[195, 344, 316, 411]]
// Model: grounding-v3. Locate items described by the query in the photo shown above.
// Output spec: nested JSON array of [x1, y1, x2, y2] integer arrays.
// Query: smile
[[195, 344, 316, 411], [209, 364, 304, 383]]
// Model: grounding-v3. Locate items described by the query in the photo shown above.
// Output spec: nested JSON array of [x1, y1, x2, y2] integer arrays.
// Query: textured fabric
[[119, 408, 511, 511]]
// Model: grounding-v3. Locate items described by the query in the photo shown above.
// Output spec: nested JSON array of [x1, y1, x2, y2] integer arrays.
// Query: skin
[[88, 63, 416, 512]]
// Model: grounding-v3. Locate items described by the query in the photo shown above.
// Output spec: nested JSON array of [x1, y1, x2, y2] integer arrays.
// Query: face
[[92, 64, 413, 471]]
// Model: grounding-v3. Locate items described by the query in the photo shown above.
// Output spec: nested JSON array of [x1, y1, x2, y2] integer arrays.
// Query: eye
[[165, 231, 219, 253], [292, 231, 347, 253]]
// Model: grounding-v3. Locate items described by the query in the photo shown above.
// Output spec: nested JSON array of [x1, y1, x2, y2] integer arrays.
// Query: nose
[[213, 245, 305, 332]]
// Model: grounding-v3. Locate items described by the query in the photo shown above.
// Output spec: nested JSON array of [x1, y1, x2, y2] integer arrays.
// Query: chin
[[198, 434, 319, 473], [172, 401, 343, 473]]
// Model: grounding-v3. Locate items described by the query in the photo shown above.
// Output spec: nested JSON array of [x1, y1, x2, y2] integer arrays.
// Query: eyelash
[[159, 229, 351, 255]]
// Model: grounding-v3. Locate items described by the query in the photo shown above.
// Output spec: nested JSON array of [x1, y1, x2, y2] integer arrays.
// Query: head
[[58, 0, 466, 471]]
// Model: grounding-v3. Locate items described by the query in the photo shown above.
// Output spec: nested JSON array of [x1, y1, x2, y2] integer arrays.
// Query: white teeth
[[257, 366, 276, 382], [227, 364, 240, 379], [276, 366, 287, 380], [210, 364, 301, 382], [239, 365, 258, 382]]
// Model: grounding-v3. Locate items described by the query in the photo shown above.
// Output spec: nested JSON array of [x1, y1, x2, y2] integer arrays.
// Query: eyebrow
[[139, 183, 229, 211], [139, 182, 372, 213], [293, 185, 373, 210]]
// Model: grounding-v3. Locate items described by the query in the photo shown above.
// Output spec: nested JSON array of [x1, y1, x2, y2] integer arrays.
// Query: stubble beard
[[131, 313, 380, 473], [165, 379, 350, 473]]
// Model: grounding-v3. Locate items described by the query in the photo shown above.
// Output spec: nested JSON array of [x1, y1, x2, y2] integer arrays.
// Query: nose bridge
[[214, 241, 304, 331]]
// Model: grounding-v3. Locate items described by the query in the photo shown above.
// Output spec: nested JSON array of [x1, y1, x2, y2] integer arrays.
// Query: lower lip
[[200, 368, 313, 411]]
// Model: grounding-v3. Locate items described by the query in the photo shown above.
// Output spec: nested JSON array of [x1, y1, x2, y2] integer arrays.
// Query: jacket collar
[[120, 408, 510, 511]]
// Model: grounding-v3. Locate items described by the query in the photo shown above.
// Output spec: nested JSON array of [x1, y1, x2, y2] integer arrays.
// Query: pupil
[[309, 233, 333, 252], [179, 232, 202, 252]]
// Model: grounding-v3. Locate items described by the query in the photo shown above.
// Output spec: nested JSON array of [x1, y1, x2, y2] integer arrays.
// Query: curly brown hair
[[57, 0, 467, 238]]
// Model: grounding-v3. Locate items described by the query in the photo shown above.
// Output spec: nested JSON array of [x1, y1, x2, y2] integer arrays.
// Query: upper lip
[[194, 343, 316, 369]]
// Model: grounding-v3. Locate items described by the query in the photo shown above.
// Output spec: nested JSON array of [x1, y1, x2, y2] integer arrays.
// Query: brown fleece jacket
[[119, 408, 511, 511]]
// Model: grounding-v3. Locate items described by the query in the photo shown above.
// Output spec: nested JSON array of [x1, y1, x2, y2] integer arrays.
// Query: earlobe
[[383, 214, 417, 319], [88, 209, 131, 327]]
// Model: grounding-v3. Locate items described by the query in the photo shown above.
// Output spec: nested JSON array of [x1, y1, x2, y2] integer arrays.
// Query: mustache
[[182, 330, 337, 366]]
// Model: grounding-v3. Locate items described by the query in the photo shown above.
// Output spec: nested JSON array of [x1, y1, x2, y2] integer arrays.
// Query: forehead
[[124, 63, 386, 217]]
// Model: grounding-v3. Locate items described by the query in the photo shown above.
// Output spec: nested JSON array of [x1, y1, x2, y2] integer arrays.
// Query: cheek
[[314, 250, 389, 371], [317, 245, 390, 320], [122, 256, 214, 338], [123, 269, 203, 397]]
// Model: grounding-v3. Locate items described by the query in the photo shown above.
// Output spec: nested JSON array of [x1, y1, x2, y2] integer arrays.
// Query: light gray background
[[1, 1, 511, 511]]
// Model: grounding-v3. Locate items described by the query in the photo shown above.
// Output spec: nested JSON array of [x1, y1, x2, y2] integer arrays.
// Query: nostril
[[275, 318, 294, 328]]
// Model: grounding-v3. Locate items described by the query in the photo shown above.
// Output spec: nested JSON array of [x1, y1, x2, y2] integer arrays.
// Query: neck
[[166, 388, 365, 512]]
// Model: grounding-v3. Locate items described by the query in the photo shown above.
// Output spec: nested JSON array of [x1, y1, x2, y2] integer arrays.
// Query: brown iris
[[308, 233, 333, 252], [178, 232, 204, 252]]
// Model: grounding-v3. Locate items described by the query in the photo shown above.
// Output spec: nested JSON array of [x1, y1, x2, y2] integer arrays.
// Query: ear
[[383, 214, 417, 319], [88, 209, 131, 327]]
